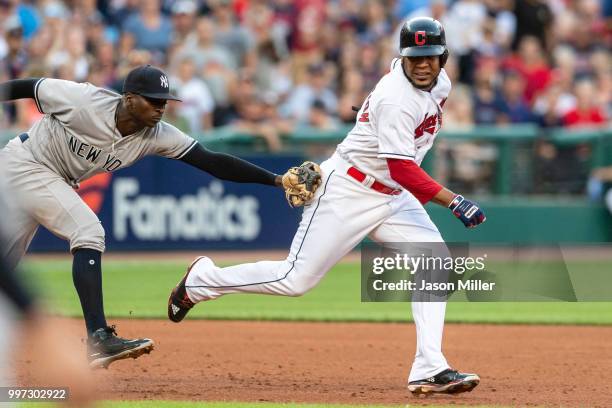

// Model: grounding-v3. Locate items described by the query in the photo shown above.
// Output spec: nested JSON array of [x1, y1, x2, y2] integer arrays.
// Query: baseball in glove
[[281, 161, 322, 208]]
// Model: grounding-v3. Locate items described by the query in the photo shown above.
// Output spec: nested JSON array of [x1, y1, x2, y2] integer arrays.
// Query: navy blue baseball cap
[[122, 65, 181, 101]]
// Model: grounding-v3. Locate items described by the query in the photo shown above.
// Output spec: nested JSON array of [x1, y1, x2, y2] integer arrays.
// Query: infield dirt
[[12, 318, 612, 407]]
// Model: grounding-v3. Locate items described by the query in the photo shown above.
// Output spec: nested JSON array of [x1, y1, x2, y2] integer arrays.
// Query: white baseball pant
[[186, 153, 450, 381], [0, 139, 105, 265]]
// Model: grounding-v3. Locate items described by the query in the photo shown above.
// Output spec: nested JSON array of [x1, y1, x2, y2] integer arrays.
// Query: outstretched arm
[[387, 158, 486, 228], [0, 78, 40, 101], [180, 143, 282, 187]]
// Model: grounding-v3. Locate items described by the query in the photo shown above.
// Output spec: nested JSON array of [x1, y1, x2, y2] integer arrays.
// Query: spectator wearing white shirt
[[46, 26, 89, 81], [281, 63, 337, 125], [171, 57, 215, 133], [174, 16, 236, 123]]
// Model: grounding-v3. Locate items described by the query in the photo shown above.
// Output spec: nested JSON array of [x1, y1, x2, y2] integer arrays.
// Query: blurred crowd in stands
[[0, 0, 610, 194]]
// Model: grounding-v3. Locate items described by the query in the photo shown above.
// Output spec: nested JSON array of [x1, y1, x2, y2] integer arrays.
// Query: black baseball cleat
[[167, 256, 206, 323], [87, 326, 154, 369], [408, 368, 480, 395]]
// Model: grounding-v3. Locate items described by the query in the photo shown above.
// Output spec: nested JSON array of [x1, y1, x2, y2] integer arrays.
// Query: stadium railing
[[2, 125, 611, 196]]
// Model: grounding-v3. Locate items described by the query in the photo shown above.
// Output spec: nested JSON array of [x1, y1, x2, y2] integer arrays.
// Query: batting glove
[[448, 195, 486, 228]]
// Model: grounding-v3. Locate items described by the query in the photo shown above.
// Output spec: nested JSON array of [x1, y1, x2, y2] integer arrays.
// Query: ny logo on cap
[[160, 75, 169, 88]]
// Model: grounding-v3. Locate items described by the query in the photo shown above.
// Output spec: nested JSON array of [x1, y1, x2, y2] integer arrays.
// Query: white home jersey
[[336, 58, 451, 189], [4, 78, 197, 185]]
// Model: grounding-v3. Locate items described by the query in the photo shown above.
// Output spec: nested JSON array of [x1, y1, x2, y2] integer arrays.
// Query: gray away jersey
[[16, 78, 197, 184]]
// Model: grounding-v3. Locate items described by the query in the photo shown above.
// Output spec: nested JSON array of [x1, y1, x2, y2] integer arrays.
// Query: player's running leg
[[168, 156, 396, 320], [368, 193, 479, 394]]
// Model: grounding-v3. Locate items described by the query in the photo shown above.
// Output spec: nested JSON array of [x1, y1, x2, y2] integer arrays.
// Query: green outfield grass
[[22, 259, 612, 325]]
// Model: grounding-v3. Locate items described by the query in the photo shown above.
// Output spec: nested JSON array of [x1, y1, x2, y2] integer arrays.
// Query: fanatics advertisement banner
[[29, 155, 303, 251]]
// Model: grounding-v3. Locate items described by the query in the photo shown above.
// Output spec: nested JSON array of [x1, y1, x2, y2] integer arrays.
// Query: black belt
[[19, 133, 29, 143]]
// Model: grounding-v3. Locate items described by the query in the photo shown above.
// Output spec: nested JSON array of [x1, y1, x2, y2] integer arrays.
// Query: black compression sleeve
[[0, 78, 40, 101], [180, 143, 279, 186]]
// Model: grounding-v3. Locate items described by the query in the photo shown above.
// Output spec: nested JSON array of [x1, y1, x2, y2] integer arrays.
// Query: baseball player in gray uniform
[[0, 167, 94, 404], [0, 65, 296, 369]]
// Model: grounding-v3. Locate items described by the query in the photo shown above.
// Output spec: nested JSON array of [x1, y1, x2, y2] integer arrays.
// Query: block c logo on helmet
[[415, 31, 427, 46]]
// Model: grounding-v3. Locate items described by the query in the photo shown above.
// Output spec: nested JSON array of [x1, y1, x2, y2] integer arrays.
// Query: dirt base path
[[12, 319, 612, 407]]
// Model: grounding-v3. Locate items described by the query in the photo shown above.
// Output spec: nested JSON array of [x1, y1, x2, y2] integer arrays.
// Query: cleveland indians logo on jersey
[[415, 99, 446, 138], [160, 75, 169, 88], [414, 113, 440, 138]]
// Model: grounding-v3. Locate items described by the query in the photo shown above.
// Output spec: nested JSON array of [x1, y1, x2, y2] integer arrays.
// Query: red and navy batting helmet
[[399, 17, 449, 67]]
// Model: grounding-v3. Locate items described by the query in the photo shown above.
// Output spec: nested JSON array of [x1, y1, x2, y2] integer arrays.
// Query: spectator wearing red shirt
[[291, 0, 326, 53], [503, 36, 553, 105], [562, 79, 607, 127]]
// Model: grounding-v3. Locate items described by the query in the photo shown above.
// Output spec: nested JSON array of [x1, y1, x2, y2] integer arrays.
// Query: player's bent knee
[[283, 285, 309, 297], [282, 273, 321, 297], [70, 222, 106, 253]]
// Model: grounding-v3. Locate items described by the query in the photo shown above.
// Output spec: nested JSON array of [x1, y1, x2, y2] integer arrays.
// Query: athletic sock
[[72, 248, 107, 335]]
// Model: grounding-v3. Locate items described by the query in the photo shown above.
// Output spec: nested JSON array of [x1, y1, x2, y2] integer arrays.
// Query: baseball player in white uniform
[[0, 65, 306, 369], [169, 17, 486, 395]]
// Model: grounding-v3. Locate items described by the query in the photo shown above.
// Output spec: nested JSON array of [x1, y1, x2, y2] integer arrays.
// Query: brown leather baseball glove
[[281, 161, 322, 208]]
